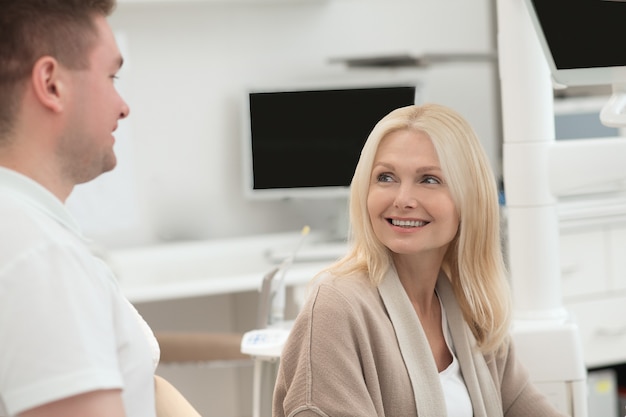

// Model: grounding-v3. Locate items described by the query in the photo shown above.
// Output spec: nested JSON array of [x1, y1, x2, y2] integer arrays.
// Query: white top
[[439, 294, 473, 417], [0, 167, 159, 417]]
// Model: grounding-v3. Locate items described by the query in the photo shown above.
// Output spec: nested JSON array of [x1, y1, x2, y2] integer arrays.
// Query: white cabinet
[[558, 196, 626, 368], [608, 225, 626, 291], [559, 228, 608, 298], [567, 296, 626, 368]]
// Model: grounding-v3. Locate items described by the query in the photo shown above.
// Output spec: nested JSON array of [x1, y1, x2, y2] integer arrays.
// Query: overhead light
[[329, 52, 497, 68]]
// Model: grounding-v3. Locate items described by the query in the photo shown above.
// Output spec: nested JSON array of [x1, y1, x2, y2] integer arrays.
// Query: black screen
[[248, 85, 417, 191], [530, 0, 626, 70]]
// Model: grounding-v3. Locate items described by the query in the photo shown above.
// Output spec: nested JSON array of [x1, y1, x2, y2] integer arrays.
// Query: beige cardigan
[[273, 269, 567, 417]]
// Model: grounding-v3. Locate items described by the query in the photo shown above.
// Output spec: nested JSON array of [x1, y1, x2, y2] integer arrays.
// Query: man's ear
[[31, 56, 64, 113]]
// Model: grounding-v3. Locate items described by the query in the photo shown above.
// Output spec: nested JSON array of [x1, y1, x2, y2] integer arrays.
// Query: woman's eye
[[422, 176, 441, 185], [376, 173, 394, 183]]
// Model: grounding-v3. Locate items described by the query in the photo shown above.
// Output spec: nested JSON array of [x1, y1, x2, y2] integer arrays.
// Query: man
[[0, 1, 161, 416]]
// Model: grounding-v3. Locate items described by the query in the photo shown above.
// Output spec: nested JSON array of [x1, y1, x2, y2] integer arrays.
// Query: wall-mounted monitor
[[242, 80, 419, 200], [523, 0, 626, 88]]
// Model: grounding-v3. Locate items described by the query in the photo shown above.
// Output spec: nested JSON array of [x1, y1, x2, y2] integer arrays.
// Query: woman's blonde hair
[[323, 103, 511, 353]]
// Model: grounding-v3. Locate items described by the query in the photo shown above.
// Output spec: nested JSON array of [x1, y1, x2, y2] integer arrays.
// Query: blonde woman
[[273, 104, 566, 417]]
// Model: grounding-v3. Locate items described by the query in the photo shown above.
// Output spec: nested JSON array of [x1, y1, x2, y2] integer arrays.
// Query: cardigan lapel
[[378, 267, 447, 417], [436, 276, 503, 417]]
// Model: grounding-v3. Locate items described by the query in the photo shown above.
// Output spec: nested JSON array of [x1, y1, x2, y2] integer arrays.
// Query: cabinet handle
[[560, 265, 578, 277], [595, 325, 626, 338]]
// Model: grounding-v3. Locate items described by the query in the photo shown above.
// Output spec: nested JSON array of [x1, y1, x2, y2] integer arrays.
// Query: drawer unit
[[567, 296, 626, 368], [559, 228, 608, 299], [607, 225, 626, 291]]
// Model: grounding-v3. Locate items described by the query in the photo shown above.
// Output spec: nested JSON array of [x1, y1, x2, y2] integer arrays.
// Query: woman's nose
[[394, 184, 419, 209]]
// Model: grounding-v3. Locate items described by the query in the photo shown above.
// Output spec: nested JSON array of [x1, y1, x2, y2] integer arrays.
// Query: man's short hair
[[0, 0, 117, 138]]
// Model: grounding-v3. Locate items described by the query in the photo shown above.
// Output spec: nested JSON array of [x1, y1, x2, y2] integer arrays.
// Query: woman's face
[[366, 129, 459, 260]]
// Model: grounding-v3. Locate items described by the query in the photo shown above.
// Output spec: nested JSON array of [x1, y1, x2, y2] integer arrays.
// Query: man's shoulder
[[0, 194, 80, 265]]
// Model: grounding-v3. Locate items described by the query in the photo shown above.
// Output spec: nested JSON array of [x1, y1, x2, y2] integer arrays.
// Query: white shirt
[[0, 167, 159, 417], [439, 294, 473, 417]]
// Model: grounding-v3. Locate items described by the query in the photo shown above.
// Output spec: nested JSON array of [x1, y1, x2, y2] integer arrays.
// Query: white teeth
[[391, 219, 427, 227]]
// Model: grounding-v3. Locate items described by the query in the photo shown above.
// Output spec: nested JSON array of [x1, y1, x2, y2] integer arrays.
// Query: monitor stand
[[293, 196, 350, 263], [265, 197, 350, 264]]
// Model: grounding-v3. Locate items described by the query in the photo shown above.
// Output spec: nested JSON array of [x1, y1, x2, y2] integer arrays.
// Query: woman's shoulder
[[311, 271, 379, 303], [304, 273, 381, 314], [294, 270, 390, 340]]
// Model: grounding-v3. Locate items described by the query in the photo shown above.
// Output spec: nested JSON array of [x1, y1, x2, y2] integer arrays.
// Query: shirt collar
[[0, 167, 85, 239]]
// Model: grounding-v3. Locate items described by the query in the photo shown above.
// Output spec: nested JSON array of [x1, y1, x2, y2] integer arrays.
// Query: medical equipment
[[241, 324, 292, 417], [241, 226, 310, 417], [497, 1, 586, 413], [522, 0, 626, 128], [498, 0, 626, 415]]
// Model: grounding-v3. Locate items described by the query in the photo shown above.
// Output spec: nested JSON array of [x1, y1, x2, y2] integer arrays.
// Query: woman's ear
[[31, 56, 64, 113]]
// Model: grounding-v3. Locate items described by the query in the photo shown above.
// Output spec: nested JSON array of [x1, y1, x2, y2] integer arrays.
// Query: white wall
[[71, 0, 501, 248]]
